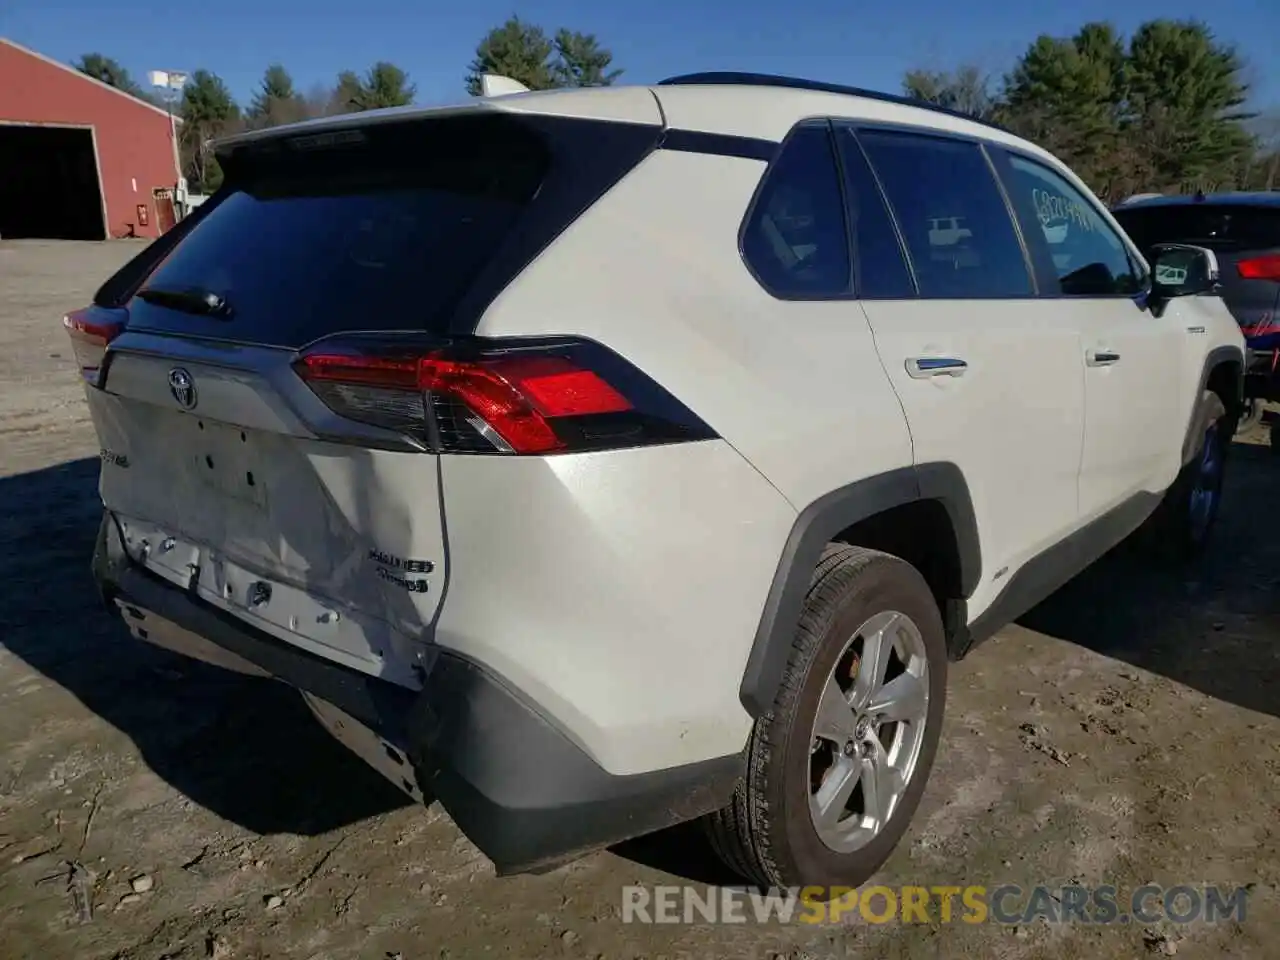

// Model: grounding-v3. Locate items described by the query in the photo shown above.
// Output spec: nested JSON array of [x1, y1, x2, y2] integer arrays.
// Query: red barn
[[0, 37, 182, 241]]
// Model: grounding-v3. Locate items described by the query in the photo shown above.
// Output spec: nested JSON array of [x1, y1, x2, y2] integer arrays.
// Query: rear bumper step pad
[[92, 511, 742, 874]]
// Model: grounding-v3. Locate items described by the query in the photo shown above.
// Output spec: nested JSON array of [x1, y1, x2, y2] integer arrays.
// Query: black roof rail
[[656, 71, 1011, 135]]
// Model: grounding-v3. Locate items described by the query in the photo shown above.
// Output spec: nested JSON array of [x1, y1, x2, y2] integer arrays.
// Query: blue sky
[[3, 0, 1278, 110]]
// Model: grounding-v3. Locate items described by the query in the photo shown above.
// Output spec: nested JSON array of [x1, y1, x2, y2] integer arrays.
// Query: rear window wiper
[[135, 285, 232, 317]]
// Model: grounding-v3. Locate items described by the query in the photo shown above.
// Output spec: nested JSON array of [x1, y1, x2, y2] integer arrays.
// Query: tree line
[[72, 16, 621, 193], [902, 19, 1280, 199], [74, 16, 1277, 200], [73, 52, 423, 193]]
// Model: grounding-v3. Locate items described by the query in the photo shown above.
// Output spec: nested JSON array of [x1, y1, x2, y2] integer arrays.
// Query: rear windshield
[[1113, 203, 1280, 255], [126, 115, 551, 348]]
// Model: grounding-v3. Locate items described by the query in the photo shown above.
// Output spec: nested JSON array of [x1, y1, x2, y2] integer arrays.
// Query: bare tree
[[1244, 108, 1280, 190], [303, 82, 338, 118]]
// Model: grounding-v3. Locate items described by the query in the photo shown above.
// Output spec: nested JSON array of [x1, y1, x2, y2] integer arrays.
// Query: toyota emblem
[[168, 368, 197, 409]]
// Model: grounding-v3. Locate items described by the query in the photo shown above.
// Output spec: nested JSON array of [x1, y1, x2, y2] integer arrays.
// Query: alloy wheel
[[807, 610, 930, 853]]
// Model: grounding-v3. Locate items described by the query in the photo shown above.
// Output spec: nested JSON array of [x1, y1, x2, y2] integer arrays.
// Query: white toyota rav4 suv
[[70, 72, 1243, 892]]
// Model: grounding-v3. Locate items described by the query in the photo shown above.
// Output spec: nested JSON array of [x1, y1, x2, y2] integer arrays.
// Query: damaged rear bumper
[[92, 511, 741, 875]]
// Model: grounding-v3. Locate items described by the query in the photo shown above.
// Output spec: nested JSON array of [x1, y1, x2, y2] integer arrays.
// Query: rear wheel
[[1188, 419, 1227, 546], [1144, 391, 1228, 560], [705, 546, 946, 893]]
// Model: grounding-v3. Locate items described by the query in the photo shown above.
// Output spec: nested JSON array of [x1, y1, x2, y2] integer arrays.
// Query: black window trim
[[829, 120, 920, 299], [724, 112, 1154, 306], [979, 141, 1042, 297], [984, 146, 1063, 295], [825, 119, 864, 302], [987, 143, 1152, 302], [736, 115, 1047, 303], [841, 119, 1042, 301], [735, 117, 857, 302]]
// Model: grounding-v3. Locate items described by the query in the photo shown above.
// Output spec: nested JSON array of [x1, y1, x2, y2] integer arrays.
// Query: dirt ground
[[1, 239, 1278, 960]]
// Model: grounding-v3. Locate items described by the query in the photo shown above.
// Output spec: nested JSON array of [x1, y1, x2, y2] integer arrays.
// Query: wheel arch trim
[[1182, 345, 1244, 465], [738, 462, 980, 717]]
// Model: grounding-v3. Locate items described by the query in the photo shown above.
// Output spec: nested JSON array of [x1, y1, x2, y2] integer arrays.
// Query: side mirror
[[1150, 243, 1221, 299]]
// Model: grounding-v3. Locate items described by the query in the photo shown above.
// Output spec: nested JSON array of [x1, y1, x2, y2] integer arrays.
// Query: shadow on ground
[[1020, 439, 1280, 719], [0, 455, 738, 882], [3, 442, 1277, 879], [610, 820, 752, 886], [0, 457, 409, 837]]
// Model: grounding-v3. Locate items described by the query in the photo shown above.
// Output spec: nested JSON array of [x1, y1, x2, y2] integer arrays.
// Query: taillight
[[294, 337, 717, 455], [63, 307, 126, 386], [1237, 255, 1280, 281]]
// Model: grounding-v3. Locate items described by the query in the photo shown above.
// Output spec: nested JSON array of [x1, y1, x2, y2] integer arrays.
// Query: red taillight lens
[[1237, 255, 1280, 281], [474, 357, 632, 418], [293, 353, 424, 390], [294, 338, 711, 455], [63, 308, 126, 385]]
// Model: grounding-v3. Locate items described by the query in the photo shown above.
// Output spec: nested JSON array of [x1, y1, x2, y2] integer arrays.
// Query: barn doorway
[[0, 124, 106, 240]]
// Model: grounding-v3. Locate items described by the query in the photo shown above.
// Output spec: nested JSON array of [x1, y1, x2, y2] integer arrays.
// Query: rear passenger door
[[992, 150, 1180, 517], [833, 124, 1085, 609]]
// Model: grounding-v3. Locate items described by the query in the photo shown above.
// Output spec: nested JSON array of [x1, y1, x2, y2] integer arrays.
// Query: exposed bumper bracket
[[92, 511, 742, 875]]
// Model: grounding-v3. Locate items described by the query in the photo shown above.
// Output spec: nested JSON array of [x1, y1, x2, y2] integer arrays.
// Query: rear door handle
[[906, 357, 968, 379], [1086, 350, 1121, 367]]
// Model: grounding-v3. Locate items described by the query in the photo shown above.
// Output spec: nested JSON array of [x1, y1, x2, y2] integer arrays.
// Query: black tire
[[1269, 419, 1280, 455], [704, 545, 947, 894], [1143, 390, 1228, 560]]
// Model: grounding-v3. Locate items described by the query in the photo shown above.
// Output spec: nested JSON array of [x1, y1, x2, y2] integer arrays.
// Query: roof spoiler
[[478, 74, 531, 97]]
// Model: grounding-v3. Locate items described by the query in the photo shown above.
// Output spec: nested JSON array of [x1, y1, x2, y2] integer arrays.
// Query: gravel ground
[[1, 239, 1278, 960]]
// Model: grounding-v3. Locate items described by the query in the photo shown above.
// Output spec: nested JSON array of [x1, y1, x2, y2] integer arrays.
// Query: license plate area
[[115, 516, 421, 686], [186, 419, 268, 509]]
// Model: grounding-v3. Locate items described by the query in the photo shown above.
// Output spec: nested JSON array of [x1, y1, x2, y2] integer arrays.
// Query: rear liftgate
[[69, 106, 716, 805]]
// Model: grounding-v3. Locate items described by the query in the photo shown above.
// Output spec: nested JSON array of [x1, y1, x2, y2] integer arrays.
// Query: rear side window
[[1113, 203, 1280, 255], [857, 130, 1033, 299], [121, 114, 642, 348], [741, 123, 852, 298], [833, 127, 915, 299], [1001, 153, 1143, 296]]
